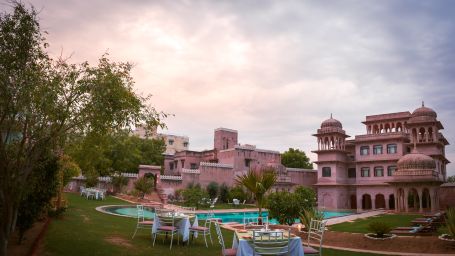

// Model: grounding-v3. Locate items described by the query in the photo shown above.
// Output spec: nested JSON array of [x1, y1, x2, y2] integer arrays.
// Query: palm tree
[[235, 168, 277, 222]]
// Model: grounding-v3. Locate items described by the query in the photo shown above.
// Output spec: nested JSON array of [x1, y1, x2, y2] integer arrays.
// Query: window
[[190, 163, 197, 169], [387, 166, 397, 176], [373, 145, 383, 155], [168, 139, 174, 145], [322, 167, 331, 177], [181, 160, 185, 168], [170, 162, 174, 170], [387, 144, 397, 154], [360, 146, 369, 155], [183, 142, 188, 147], [374, 166, 384, 177], [348, 168, 356, 178], [245, 159, 251, 167], [361, 167, 370, 177]]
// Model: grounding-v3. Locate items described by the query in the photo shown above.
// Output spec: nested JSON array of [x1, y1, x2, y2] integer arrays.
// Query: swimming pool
[[97, 205, 353, 224]]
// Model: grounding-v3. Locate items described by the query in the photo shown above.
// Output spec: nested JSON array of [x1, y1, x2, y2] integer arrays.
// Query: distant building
[[159, 128, 317, 195], [132, 125, 189, 155], [313, 103, 449, 212]]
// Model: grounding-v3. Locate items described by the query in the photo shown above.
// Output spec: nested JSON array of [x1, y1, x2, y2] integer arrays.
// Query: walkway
[[325, 210, 385, 226]]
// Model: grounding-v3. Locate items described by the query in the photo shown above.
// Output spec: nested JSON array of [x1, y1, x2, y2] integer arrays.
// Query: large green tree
[[0, 3, 165, 255], [281, 148, 313, 169]]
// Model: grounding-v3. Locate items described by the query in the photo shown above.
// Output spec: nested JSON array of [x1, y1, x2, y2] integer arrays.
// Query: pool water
[[102, 206, 353, 224]]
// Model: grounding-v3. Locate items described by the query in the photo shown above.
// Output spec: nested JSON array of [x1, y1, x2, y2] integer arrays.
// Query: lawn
[[43, 193, 386, 256], [329, 213, 422, 233]]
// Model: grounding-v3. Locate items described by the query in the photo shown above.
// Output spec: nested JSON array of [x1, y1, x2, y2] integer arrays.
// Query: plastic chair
[[252, 229, 290, 255], [153, 212, 179, 250], [303, 219, 327, 256], [215, 221, 237, 256], [131, 205, 154, 239]]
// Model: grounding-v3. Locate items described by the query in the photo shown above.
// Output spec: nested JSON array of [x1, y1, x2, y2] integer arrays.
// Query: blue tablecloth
[[232, 231, 304, 256], [152, 214, 198, 242]]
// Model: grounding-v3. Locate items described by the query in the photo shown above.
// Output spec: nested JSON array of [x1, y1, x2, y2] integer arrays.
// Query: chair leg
[[170, 232, 173, 250], [204, 232, 208, 248], [132, 227, 138, 239], [153, 233, 157, 246], [209, 231, 213, 245]]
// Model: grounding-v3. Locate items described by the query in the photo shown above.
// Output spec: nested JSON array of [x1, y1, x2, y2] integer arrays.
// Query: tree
[[294, 186, 317, 210], [134, 176, 154, 199], [206, 182, 219, 199], [235, 168, 277, 221], [281, 148, 313, 169], [181, 186, 208, 209], [447, 175, 455, 183], [267, 192, 301, 225], [0, 3, 165, 254]]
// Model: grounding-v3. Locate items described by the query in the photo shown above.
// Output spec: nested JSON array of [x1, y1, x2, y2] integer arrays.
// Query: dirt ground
[[302, 231, 455, 254], [7, 219, 47, 256]]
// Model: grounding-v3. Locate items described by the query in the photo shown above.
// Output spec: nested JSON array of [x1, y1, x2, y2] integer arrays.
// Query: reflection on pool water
[[101, 205, 353, 224]]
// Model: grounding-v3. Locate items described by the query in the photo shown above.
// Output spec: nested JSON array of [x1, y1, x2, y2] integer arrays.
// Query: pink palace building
[[314, 103, 449, 212]]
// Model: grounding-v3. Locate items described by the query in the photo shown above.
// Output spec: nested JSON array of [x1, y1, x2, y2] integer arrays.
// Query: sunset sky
[[11, 0, 455, 175]]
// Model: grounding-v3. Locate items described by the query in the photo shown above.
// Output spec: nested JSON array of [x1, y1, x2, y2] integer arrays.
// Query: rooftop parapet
[[200, 162, 233, 168], [363, 111, 411, 123]]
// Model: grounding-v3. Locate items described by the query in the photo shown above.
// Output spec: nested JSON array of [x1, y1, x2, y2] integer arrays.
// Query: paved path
[[325, 210, 385, 226], [315, 243, 455, 256]]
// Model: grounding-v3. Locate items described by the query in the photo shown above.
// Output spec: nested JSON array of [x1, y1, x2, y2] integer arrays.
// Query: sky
[[6, 0, 455, 175]]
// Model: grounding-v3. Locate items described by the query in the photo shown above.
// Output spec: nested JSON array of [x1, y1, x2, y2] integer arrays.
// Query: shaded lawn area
[[43, 193, 385, 256], [329, 213, 422, 233]]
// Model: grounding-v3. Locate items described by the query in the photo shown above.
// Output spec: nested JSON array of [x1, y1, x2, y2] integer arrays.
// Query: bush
[[446, 208, 455, 238], [134, 176, 154, 198], [267, 192, 301, 225], [229, 186, 247, 202], [299, 207, 324, 231], [181, 186, 208, 209], [367, 221, 392, 238], [111, 174, 129, 194], [219, 183, 229, 203], [294, 186, 317, 211], [207, 182, 219, 199]]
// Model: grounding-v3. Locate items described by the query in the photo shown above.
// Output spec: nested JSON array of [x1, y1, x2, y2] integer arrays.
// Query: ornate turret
[[314, 114, 349, 151]]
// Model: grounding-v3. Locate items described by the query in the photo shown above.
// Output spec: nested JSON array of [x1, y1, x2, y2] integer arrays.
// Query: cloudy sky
[[10, 0, 455, 174]]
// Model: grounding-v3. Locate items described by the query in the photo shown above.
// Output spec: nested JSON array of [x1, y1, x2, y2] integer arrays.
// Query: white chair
[[233, 199, 240, 207], [214, 221, 237, 256], [244, 214, 268, 229], [303, 219, 327, 256], [153, 212, 179, 250], [252, 229, 291, 255], [132, 205, 154, 239], [189, 214, 213, 247]]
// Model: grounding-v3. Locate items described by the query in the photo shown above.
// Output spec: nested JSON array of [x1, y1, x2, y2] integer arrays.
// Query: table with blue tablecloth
[[152, 213, 198, 242]]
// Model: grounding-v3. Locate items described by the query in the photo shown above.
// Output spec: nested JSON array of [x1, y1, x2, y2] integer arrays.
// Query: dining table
[[232, 228, 304, 256], [151, 213, 198, 242]]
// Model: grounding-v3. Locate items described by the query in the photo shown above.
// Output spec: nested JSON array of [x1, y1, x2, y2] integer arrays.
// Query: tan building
[[132, 125, 189, 155]]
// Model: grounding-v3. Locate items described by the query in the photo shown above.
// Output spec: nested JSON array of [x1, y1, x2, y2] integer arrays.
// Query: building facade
[[313, 104, 449, 212], [132, 125, 190, 155], [159, 128, 317, 195]]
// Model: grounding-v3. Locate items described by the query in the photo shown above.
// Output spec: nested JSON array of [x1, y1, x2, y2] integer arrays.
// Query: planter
[[438, 234, 455, 242], [364, 233, 397, 240]]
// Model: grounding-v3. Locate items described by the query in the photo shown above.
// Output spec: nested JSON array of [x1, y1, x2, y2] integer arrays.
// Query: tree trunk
[[0, 190, 20, 256]]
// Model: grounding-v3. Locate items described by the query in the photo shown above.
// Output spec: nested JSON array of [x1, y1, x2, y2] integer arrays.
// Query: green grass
[[43, 193, 384, 256], [329, 213, 422, 233]]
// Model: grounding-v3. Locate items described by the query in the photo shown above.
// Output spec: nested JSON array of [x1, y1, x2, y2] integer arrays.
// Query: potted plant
[[439, 208, 455, 242], [364, 221, 396, 240]]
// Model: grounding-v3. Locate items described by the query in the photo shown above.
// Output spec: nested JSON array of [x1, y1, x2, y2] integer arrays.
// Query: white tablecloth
[[152, 215, 198, 242], [232, 232, 304, 256]]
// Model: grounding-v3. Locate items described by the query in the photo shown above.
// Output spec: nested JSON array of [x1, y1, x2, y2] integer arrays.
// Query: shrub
[[294, 186, 317, 211], [446, 208, 455, 238], [267, 192, 301, 225], [181, 186, 208, 209], [207, 182, 219, 199], [229, 186, 247, 202], [111, 174, 129, 194], [299, 207, 324, 231], [134, 176, 154, 198], [219, 183, 229, 203], [367, 221, 392, 238]]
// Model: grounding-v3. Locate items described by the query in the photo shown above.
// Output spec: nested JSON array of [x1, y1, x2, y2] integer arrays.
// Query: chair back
[[156, 208, 175, 216], [244, 215, 268, 228], [158, 213, 176, 227], [180, 206, 196, 213], [214, 221, 226, 252], [307, 219, 326, 254], [252, 229, 290, 255]]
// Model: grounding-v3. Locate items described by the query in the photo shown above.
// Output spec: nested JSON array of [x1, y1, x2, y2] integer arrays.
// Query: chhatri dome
[[321, 114, 342, 129], [397, 148, 436, 171], [408, 101, 437, 123]]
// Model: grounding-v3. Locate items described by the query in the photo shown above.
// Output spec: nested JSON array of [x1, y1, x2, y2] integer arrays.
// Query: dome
[[321, 114, 342, 129], [397, 150, 436, 171], [409, 102, 437, 122]]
